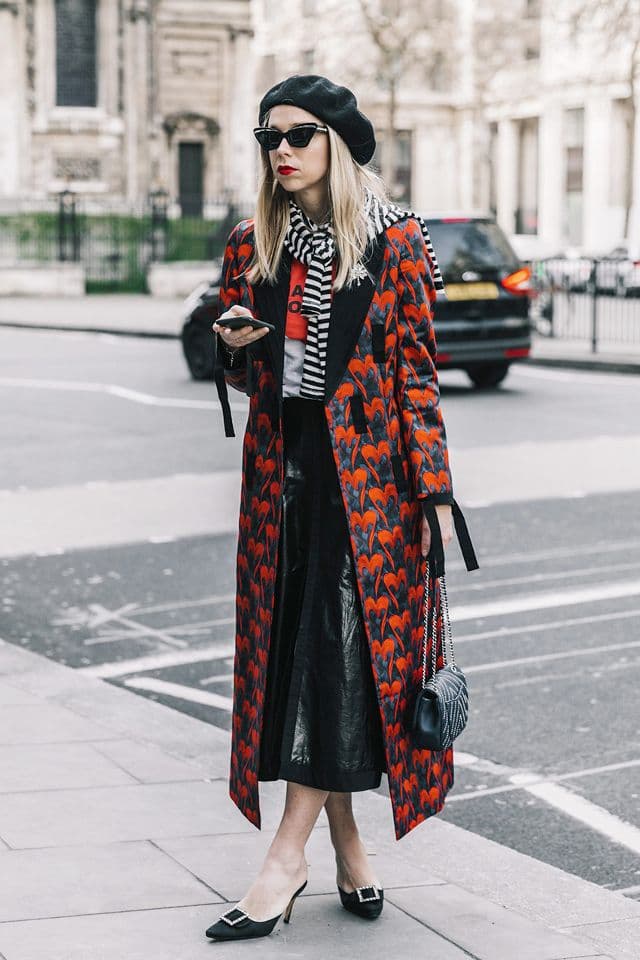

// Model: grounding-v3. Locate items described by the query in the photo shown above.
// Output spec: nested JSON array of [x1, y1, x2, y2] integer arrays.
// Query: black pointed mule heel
[[337, 883, 384, 919], [205, 880, 308, 941]]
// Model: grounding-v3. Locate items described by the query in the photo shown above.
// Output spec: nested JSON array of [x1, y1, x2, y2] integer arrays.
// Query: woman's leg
[[236, 781, 329, 921], [323, 791, 382, 891]]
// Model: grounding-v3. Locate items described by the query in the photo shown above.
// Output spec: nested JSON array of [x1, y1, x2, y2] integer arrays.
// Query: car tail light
[[504, 347, 530, 358], [501, 266, 535, 295], [633, 260, 640, 267]]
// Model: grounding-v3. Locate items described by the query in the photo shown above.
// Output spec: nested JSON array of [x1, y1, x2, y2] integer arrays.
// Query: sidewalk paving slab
[[0, 900, 475, 960], [0, 641, 636, 960], [0, 842, 221, 923]]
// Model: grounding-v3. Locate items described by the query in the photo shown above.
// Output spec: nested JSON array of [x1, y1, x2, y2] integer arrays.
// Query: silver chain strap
[[420, 560, 456, 689]]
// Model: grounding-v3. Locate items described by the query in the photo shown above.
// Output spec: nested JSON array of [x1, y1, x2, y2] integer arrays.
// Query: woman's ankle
[[264, 840, 307, 873], [331, 827, 365, 862]]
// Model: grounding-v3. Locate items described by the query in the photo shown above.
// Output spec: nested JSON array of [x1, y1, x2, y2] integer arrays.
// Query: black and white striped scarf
[[283, 188, 445, 400]]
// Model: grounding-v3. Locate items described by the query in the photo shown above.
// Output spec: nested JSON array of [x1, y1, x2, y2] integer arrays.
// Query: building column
[[496, 117, 518, 236], [583, 95, 611, 252], [630, 77, 640, 247], [538, 100, 564, 251], [0, 1, 25, 196], [227, 26, 255, 208], [123, 0, 151, 204], [458, 109, 476, 210]]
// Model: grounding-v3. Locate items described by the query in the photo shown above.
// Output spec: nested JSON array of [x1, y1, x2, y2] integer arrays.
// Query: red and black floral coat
[[213, 215, 479, 841]]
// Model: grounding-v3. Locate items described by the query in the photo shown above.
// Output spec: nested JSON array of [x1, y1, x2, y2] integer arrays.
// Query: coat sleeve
[[393, 216, 454, 509], [215, 222, 248, 394]]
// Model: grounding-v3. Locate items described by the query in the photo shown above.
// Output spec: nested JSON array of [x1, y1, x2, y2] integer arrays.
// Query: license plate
[[444, 282, 499, 300]]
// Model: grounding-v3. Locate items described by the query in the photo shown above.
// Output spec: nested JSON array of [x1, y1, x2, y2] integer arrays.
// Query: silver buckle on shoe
[[220, 908, 248, 926], [356, 885, 380, 903]]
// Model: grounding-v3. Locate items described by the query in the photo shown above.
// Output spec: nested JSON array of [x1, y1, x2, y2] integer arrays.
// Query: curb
[[0, 320, 179, 340], [526, 355, 640, 375]]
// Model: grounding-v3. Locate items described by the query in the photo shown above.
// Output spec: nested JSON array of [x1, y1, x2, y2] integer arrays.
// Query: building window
[[55, 0, 97, 107], [515, 116, 539, 234], [564, 107, 584, 245]]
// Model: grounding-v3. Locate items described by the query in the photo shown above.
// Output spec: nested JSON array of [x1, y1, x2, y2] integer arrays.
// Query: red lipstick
[[278, 166, 297, 175]]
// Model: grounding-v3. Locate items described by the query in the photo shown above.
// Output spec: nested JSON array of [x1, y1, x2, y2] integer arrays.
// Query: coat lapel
[[324, 232, 386, 401], [252, 232, 387, 404], [252, 246, 291, 396]]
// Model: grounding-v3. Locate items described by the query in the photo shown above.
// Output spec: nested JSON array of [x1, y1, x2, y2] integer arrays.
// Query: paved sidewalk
[[527, 334, 640, 374], [1, 294, 639, 373], [0, 640, 638, 959]]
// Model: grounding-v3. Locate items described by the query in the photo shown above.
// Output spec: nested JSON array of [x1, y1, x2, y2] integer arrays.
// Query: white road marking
[[78, 644, 235, 678], [493, 657, 640, 689], [520, 780, 640, 856], [0, 376, 247, 411], [84, 603, 189, 650], [453, 578, 640, 622], [450, 755, 640, 804], [463, 559, 640, 591], [199, 673, 235, 685], [84, 616, 235, 646], [455, 606, 640, 644], [123, 676, 233, 711], [126, 594, 235, 616], [465, 638, 640, 674], [445, 538, 640, 574]]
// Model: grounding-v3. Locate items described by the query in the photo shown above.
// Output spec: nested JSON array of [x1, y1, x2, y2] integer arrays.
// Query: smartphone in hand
[[220, 315, 275, 333]]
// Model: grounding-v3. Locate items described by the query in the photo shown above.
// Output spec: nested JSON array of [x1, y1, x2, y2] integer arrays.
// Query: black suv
[[423, 214, 533, 387], [181, 214, 532, 387]]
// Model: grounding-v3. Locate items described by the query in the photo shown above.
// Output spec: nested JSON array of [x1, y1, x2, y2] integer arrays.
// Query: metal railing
[[0, 191, 252, 293], [528, 256, 640, 350]]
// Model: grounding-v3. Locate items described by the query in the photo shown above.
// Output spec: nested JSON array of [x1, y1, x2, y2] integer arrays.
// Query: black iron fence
[[528, 256, 640, 351], [0, 191, 251, 293]]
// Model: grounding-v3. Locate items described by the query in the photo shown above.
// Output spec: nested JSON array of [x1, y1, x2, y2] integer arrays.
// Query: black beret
[[258, 74, 376, 165]]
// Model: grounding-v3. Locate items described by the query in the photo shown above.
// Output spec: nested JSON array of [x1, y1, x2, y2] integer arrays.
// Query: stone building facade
[[0, 0, 255, 210], [253, 0, 638, 254]]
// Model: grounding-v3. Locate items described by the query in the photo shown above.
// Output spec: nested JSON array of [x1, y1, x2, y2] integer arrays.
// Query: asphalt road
[[1, 324, 639, 898]]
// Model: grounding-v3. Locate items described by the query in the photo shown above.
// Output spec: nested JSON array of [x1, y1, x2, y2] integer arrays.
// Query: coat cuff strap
[[421, 497, 480, 575], [213, 336, 236, 437]]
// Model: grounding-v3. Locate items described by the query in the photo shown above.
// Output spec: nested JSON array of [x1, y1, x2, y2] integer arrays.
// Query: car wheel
[[467, 362, 510, 389], [182, 323, 215, 380]]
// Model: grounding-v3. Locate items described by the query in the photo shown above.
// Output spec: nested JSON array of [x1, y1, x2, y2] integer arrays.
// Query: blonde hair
[[245, 114, 391, 290]]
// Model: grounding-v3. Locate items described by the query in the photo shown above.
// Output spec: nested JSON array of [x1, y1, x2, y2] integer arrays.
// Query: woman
[[207, 74, 479, 942]]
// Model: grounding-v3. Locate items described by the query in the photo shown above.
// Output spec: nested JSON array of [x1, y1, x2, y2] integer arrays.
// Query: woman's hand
[[212, 305, 269, 349], [421, 503, 453, 558]]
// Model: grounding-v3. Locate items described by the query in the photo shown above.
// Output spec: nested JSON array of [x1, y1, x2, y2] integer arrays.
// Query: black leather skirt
[[258, 396, 387, 792]]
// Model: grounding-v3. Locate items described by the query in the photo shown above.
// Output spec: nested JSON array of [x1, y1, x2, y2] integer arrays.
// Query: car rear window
[[425, 220, 520, 278]]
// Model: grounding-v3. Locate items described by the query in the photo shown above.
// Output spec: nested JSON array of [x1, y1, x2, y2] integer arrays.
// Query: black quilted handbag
[[411, 562, 468, 750], [411, 500, 477, 751]]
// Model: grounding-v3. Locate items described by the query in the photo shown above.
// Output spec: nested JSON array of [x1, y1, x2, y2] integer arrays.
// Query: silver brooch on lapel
[[348, 260, 369, 287]]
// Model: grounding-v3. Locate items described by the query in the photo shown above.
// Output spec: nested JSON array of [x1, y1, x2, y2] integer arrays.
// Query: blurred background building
[[0, 0, 255, 211], [0, 0, 638, 292]]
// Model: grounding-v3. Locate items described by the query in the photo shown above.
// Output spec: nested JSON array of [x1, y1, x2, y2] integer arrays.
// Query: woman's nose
[[276, 143, 293, 160]]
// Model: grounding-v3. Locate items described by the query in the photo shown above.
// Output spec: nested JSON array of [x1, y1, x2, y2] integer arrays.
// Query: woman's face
[[264, 105, 330, 195]]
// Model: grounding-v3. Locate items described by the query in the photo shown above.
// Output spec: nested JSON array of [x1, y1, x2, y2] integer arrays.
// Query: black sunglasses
[[253, 123, 329, 151]]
